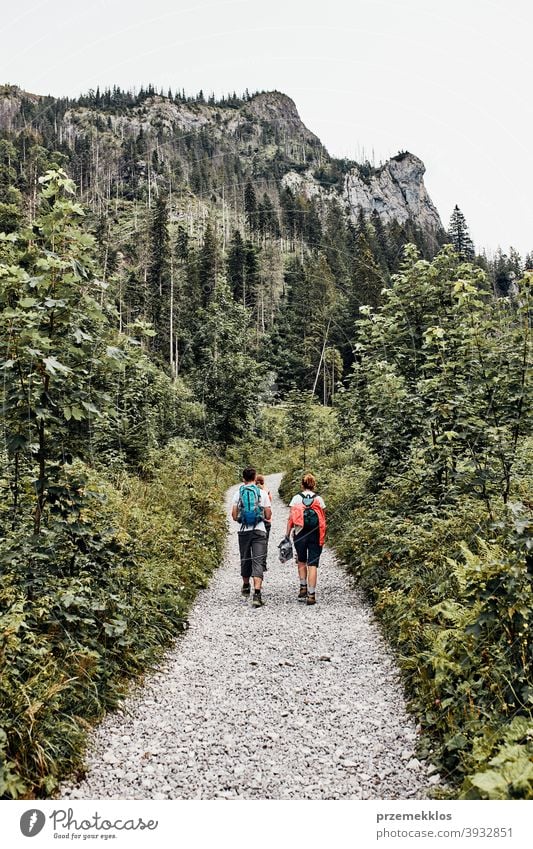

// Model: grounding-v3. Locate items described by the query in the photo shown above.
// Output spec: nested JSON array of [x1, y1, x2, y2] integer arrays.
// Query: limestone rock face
[[244, 91, 323, 147], [343, 152, 443, 233], [282, 151, 443, 243]]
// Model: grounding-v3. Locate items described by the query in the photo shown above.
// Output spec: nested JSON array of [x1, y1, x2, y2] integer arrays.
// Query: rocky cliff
[[344, 152, 442, 232], [282, 152, 442, 239]]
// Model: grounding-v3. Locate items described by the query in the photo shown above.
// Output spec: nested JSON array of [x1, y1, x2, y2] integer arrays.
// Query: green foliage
[[281, 246, 533, 798], [447, 205, 475, 261], [463, 717, 533, 799], [0, 442, 232, 799], [345, 246, 531, 511], [2, 85, 531, 803], [225, 405, 292, 476], [0, 169, 232, 799], [192, 280, 268, 444], [0, 168, 113, 534]]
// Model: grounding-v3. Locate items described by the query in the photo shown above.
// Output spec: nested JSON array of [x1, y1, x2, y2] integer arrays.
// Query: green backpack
[[238, 484, 263, 528], [301, 492, 319, 531]]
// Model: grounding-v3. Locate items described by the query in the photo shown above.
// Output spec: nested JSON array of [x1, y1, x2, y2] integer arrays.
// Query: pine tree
[[508, 247, 523, 278], [245, 241, 260, 312], [448, 205, 475, 260], [280, 186, 297, 242], [370, 210, 392, 270], [257, 193, 280, 239], [146, 194, 171, 355], [304, 197, 322, 248], [352, 230, 384, 312], [0, 138, 23, 232], [192, 281, 264, 443], [198, 219, 219, 307], [227, 229, 247, 304], [226, 230, 260, 310], [244, 180, 257, 232]]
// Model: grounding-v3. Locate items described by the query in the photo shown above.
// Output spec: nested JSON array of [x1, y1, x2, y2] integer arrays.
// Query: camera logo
[[20, 809, 46, 837]]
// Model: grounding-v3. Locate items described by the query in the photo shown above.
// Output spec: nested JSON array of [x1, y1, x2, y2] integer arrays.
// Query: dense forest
[[0, 83, 531, 800]]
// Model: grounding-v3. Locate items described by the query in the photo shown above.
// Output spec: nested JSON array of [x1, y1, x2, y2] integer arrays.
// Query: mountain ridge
[[0, 82, 444, 244]]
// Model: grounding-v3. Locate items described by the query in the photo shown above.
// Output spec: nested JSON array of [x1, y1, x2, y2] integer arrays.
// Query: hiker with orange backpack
[[255, 474, 272, 548], [285, 472, 326, 606]]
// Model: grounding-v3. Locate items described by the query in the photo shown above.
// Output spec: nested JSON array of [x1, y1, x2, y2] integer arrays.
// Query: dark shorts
[[294, 529, 323, 567], [238, 529, 267, 579]]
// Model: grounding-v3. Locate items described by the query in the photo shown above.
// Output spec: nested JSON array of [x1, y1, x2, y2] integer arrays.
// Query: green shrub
[[281, 451, 533, 798], [0, 441, 232, 799]]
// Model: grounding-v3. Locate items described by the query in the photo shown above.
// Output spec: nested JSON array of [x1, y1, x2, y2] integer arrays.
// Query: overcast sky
[[2, 0, 532, 256]]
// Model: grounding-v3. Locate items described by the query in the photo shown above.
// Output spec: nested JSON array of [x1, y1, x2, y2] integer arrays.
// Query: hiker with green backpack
[[285, 473, 326, 606], [231, 467, 272, 608]]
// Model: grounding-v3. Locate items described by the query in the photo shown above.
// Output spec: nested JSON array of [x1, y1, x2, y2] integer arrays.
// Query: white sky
[[1, 0, 532, 256]]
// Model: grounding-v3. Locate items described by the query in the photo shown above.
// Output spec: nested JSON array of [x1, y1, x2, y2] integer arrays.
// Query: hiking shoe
[[241, 583, 251, 596], [252, 593, 265, 608], [306, 593, 316, 606], [297, 585, 308, 601]]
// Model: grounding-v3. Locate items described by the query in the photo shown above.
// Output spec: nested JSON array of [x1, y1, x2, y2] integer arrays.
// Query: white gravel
[[60, 474, 433, 800]]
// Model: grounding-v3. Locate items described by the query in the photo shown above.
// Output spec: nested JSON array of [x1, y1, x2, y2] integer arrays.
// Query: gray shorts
[[238, 529, 267, 579]]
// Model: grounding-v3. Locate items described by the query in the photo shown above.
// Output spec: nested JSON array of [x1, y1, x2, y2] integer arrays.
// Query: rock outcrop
[[343, 152, 442, 233]]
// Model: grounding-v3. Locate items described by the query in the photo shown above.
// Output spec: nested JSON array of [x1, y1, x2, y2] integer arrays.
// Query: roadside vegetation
[[281, 248, 532, 799]]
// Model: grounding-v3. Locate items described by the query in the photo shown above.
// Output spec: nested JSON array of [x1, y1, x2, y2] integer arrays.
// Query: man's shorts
[[293, 529, 323, 567], [238, 529, 267, 579]]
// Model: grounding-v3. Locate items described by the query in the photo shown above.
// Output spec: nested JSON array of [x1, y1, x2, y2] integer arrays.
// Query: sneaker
[[252, 593, 265, 608], [306, 593, 316, 606], [241, 583, 251, 596], [297, 585, 308, 601]]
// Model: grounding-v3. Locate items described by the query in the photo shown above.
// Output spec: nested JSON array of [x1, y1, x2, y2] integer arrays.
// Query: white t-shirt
[[289, 490, 325, 536], [232, 485, 271, 532]]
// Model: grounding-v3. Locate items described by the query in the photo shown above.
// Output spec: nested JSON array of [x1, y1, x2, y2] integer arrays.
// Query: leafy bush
[[0, 442, 232, 798], [283, 453, 533, 798]]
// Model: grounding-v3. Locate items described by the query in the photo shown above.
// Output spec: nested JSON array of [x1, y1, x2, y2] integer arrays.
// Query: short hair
[[256, 474, 265, 486], [302, 472, 316, 491], [242, 466, 256, 482]]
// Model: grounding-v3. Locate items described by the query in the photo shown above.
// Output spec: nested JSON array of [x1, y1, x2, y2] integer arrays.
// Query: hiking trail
[[60, 474, 435, 799]]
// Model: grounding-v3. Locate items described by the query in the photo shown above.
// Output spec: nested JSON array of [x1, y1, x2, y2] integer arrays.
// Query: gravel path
[[61, 474, 434, 800]]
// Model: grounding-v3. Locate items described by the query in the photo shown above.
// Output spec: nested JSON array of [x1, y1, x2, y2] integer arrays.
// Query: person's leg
[[307, 564, 318, 594], [306, 533, 322, 604], [239, 531, 253, 592], [251, 531, 267, 606], [294, 534, 309, 599], [262, 521, 271, 571]]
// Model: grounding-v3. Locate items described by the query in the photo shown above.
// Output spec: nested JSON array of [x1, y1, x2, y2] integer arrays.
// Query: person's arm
[[262, 491, 272, 522], [286, 497, 294, 537], [231, 491, 240, 522]]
